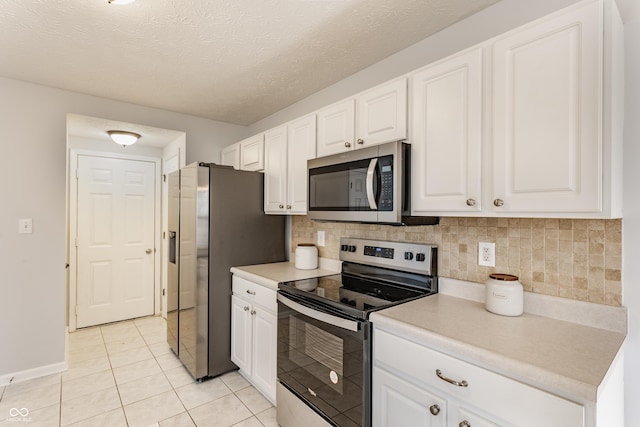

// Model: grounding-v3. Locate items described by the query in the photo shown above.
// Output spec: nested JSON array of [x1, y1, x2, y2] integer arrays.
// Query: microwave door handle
[[366, 158, 378, 210], [277, 293, 360, 332]]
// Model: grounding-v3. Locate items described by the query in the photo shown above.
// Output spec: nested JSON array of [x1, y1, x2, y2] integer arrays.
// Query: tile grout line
[[101, 323, 131, 427]]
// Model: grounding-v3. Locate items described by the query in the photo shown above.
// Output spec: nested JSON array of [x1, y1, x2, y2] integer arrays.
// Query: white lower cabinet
[[373, 328, 585, 427], [231, 276, 277, 403]]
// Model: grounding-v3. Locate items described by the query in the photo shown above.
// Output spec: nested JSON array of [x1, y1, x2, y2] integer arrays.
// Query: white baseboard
[[0, 361, 68, 387]]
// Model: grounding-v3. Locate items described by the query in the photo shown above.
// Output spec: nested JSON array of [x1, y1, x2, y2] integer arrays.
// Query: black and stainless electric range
[[276, 237, 438, 427]]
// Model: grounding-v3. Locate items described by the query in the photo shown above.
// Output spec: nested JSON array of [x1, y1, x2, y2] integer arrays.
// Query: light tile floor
[[0, 316, 278, 427]]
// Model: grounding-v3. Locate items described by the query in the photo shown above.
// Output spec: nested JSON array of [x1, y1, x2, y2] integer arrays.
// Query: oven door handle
[[277, 293, 360, 332], [366, 158, 378, 210]]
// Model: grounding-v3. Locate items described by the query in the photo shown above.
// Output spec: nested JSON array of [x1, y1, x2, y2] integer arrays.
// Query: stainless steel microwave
[[307, 140, 439, 226]]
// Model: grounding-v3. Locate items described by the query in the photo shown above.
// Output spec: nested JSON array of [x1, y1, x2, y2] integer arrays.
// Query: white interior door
[[76, 155, 156, 328]]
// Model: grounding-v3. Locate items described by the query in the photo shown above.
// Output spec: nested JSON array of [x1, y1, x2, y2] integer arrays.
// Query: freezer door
[[166, 171, 180, 357], [178, 164, 210, 380]]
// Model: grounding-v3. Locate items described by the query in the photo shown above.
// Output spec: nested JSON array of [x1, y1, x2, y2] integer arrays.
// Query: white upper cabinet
[[490, 0, 622, 217], [264, 115, 317, 214], [287, 115, 317, 213], [357, 78, 408, 148], [263, 126, 288, 213], [316, 99, 356, 157], [317, 79, 407, 158], [220, 142, 240, 169], [240, 134, 265, 171], [411, 47, 483, 213]]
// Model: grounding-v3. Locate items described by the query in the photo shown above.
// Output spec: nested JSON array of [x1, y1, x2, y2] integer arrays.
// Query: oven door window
[[278, 300, 368, 427], [308, 157, 384, 212]]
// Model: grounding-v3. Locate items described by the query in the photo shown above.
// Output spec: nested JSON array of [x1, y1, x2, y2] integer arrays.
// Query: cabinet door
[[411, 48, 483, 213], [251, 307, 278, 403], [231, 295, 252, 374], [317, 99, 356, 157], [373, 367, 446, 427], [287, 114, 316, 214], [357, 79, 407, 148], [240, 134, 265, 171], [264, 126, 288, 213], [221, 143, 240, 170], [491, 1, 601, 213]]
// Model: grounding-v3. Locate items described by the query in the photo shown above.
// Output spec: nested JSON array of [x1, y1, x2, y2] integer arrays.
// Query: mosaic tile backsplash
[[291, 216, 623, 307]]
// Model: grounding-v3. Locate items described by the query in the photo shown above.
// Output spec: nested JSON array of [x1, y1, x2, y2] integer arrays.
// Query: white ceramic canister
[[295, 243, 318, 270], [485, 273, 524, 316]]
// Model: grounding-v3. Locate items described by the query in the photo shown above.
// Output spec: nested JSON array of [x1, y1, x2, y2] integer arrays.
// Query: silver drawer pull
[[459, 421, 471, 427], [436, 369, 468, 387], [246, 289, 256, 295], [429, 404, 440, 416]]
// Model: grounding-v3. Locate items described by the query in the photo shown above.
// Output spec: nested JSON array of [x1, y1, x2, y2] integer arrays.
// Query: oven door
[[277, 292, 370, 427]]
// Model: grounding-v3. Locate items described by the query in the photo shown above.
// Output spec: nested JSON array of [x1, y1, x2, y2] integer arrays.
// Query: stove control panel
[[340, 237, 437, 275]]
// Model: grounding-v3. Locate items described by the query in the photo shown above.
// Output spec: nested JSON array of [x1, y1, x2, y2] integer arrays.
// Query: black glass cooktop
[[279, 271, 435, 320]]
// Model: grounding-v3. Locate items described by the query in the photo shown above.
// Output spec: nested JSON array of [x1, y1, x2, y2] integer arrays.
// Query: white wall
[[623, 19, 640, 427], [0, 77, 248, 380]]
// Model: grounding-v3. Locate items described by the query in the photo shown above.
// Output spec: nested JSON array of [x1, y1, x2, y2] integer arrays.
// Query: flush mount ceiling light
[[107, 0, 136, 4], [107, 130, 141, 147]]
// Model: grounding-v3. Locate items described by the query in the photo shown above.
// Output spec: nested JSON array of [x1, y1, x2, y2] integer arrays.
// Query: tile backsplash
[[291, 216, 622, 307]]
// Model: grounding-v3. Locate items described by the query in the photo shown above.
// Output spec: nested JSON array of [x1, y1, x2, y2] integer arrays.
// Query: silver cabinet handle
[[493, 198, 504, 207], [466, 198, 476, 207], [429, 404, 440, 416], [250, 309, 256, 315], [246, 289, 256, 295], [344, 141, 351, 147], [145, 248, 152, 254], [357, 138, 364, 145], [436, 369, 468, 387], [279, 204, 284, 209], [243, 306, 249, 311], [459, 421, 471, 427], [286, 205, 291, 209]]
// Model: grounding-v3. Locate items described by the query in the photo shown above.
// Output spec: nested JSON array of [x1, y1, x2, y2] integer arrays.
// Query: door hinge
[[163, 174, 166, 183], [75, 305, 78, 315], [163, 231, 166, 239], [76, 168, 79, 179], [75, 237, 79, 247], [162, 288, 166, 296]]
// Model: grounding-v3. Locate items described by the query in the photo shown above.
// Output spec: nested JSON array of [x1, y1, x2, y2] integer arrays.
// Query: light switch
[[19, 218, 33, 234]]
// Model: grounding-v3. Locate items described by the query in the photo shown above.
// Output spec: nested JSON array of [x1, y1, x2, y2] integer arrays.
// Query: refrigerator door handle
[[169, 231, 177, 264]]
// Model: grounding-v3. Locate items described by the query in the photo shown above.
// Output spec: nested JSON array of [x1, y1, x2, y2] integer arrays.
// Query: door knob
[[429, 404, 440, 416], [145, 248, 152, 254]]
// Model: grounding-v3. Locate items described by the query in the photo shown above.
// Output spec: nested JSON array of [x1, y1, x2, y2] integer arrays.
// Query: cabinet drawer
[[232, 276, 276, 312], [374, 328, 584, 427]]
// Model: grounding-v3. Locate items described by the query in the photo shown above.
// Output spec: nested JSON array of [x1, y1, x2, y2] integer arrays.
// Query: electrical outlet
[[317, 230, 325, 247], [478, 242, 495, 267]]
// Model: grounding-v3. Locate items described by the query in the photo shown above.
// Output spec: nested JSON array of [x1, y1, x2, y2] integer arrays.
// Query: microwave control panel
[[379, 155, 393, 211]]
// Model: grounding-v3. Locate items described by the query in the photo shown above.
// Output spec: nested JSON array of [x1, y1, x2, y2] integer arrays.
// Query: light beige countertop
[[370, 294, 626, 402], [230, 260, 340, 290]]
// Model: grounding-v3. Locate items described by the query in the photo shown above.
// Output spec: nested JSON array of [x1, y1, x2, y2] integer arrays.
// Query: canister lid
[[489, 273, 519, 281]]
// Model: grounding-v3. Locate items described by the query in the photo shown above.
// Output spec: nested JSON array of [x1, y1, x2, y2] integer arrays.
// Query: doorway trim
[[68, 149, 162, 332]]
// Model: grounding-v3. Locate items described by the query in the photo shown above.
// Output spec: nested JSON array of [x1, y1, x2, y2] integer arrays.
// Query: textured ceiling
[[0, 0, 499, 125]]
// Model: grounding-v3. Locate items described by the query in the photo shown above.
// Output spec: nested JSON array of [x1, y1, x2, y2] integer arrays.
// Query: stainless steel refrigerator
[[167, 162, 286, 380]]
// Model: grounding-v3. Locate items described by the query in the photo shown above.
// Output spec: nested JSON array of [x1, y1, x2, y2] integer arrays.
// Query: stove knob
[[404, 251, 414, 261], [340, 244, 349, 251], [348, 245, 357, 253], [416, 253, 426, 262]]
